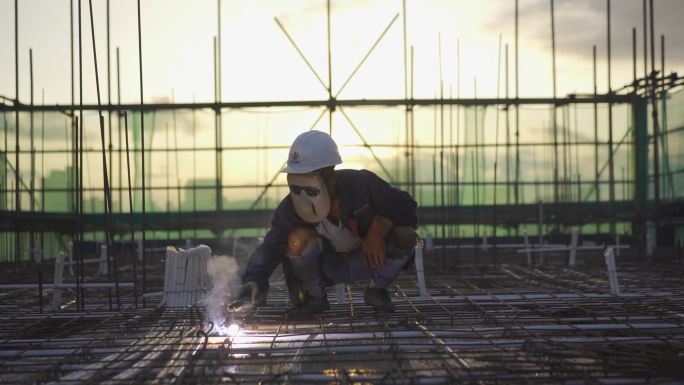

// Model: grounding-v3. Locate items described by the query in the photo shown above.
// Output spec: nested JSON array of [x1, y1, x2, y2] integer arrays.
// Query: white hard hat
[[281, 131, 342, 173]]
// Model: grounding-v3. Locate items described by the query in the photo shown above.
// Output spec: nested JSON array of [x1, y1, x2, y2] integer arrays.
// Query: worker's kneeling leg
[[286, 226, 325, 297], [388, 226, 418, 251], [370, 227, 417, 288]]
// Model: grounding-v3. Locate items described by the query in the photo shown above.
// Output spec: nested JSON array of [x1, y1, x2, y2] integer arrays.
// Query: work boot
[[364, 287, 395, 312], [286, 295, 330, 320]]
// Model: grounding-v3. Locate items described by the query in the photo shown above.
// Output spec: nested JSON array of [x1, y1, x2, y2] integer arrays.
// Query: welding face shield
[[287, 172, 331, 224]]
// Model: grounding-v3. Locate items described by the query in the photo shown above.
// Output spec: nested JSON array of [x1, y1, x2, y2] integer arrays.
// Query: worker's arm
[[362, 170, 418, 228], [240, 197, 299, 293], [362, 214, 394, 269]]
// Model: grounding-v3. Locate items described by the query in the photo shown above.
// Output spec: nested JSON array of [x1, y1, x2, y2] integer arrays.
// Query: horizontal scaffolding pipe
[[0, 95, 636, 112], [517, 245, 629, 253], [0, 201, 647, 233]]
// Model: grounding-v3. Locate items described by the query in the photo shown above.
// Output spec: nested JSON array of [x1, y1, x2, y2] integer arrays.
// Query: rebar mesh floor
[[2, 259, 684, 384]]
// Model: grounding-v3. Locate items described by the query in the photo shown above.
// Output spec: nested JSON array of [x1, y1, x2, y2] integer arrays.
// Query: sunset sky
[[1, 0, 682, 104]]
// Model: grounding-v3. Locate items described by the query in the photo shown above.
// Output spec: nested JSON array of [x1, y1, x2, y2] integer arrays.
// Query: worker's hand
[[362, 231, 387, 269], [362, 215, 394, 269], [228, 282, 260, 311]]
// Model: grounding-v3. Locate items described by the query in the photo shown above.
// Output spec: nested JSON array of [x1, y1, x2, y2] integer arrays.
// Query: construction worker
[[230, 131, 417, 319]]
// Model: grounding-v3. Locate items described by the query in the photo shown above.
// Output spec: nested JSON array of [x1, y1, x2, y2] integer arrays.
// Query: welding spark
[[211, 316, 242, 338], [227, 323, 241, 337]]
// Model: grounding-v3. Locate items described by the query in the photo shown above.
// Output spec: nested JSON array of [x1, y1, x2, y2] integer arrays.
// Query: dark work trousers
[[287, 239, 414, 298]]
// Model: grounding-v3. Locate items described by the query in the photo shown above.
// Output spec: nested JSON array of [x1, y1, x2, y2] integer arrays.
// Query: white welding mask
[[287, 173, 330, 224]]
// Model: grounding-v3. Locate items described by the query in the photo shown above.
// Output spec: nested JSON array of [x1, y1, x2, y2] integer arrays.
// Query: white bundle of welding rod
[[163, 244, 211, 307]]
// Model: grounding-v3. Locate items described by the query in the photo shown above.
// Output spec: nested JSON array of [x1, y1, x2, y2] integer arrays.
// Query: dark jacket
[[241, 169, 417, 291]]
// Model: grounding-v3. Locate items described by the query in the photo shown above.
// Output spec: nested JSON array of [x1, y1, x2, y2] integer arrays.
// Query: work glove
[[227, 281, 266, 311]]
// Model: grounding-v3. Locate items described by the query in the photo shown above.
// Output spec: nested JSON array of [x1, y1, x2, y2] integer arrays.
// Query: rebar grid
[[1, 256, 684, 384]]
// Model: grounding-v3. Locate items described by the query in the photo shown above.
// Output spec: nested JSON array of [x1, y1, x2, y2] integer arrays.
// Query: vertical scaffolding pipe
[[632, 28, 637, 86], [137, 0, 147, 305], [632, 28, 644, 262], [640, 0, 649, 258], [643, 0, 648, 87], [432, 89, 437, 229], [402, 0, 409, 190], [165, 121, 171, 240], [217, 0, 222, 103], [40, 91, 44, 263], [213, 37, 220, 212], [117, 47, 122, 212], [70, 0, 76, 255], [327, 0, 333, 134], [3, 113, 7, 216], [172, 92, 182, 238], [661, 34, 672, 200], [410, 46, 416, 201], [574, 105, 580, 203], [474, 78, 482, 243], [438, 34, 445, 261], [492, 34, 502, 265], [514, 0, 520, 207], [192, 95, 197, 239], [607, 0, 616, 237], [649, 0, 659, 210], [30, 49, 35, 262], [123, 112, 138, 307], [29, 48, 34, 212], [563, 106, 569, 201], [88, 0, 119, 309], [77, 0, 85, 311], [215, 0, 223, 212], [106, 0, 112, 216], [471, 150, 479, 262], [550, 0, 560, 210], [474, 76, 482, 250], [71, 0, 74, 114], [593, 46, 599, 204], [505, 44, 510, 207], [448, 86, 453, 244], [14, 0, 20, 264], [454, 40, 460, 263], [432, 148, 437, 251]]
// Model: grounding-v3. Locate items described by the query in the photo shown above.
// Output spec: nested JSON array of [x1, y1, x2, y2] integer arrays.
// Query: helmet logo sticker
[[290, 151, 300, 164]]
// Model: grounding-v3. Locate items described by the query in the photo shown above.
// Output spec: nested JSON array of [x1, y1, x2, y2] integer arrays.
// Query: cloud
[[484, 0, 684, 67]]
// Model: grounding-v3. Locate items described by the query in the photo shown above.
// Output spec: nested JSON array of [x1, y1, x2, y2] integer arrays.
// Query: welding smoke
[[202, 255, 239, 335]]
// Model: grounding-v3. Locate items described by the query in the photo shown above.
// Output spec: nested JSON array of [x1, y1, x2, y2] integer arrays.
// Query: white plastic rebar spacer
[[604, 247, 621, 296], [163, 244, 211, 307], [415, 239, 429, 300]]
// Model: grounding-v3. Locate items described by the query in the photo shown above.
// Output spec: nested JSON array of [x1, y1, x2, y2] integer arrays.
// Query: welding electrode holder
[[227, 281, 267, 311]]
